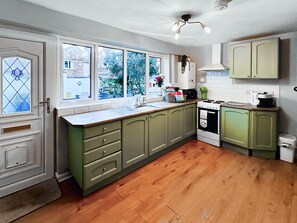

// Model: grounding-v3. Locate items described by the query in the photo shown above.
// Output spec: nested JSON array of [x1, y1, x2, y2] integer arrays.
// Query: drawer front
[[83, 130, 121, 152], [83, 121, 121, 139], [83, 151, 121, 189], [83, 140, 121, 164]]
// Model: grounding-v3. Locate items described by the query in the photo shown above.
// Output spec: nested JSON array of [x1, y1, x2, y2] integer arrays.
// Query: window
[[62, 43, 92, 100], [127, 51, 146, 96], [63, 60, 73, 69], [98, 47, 124, 99], [148, 56, 161, 93]]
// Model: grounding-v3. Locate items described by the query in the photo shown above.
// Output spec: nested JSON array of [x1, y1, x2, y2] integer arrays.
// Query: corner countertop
[[221, 102, 280, 112], [62, 99, 201, 127]]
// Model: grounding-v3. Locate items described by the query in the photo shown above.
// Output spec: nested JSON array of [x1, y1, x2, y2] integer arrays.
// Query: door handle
[[39, 97, 50, 113]]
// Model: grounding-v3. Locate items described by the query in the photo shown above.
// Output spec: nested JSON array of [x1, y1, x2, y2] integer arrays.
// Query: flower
[[154, 74, 165, 87]]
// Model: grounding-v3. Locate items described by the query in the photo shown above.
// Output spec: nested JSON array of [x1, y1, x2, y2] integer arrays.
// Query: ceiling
[[21, 0, 297, 47]]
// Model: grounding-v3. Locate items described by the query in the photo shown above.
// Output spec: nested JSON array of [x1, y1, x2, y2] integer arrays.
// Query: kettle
[[251, 92, 259, 105], [257, 92, 276, 107]]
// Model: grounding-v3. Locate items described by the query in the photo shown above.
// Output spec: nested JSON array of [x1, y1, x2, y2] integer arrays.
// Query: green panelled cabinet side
[[252, 39, 279, 79], [148, 110, 168, 156], [168, 107, 184, 146], [221, 107, 249, 148], [68, 125, 84, 189], [183, 104, 197, 138], [229, 42, 252, 79], [250, 111, 277, 158], [122, 114, 148, 169]]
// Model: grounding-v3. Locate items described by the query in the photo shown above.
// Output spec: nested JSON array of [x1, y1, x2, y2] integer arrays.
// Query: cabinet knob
[[253, 76, 256, 78], [103, 138, 107, 142], [103, 168, 107, 172], [103, 127, 107, 131], [247, 76, 250, 78], [103, 150, 107, 154], [254, 112, 257, 115]]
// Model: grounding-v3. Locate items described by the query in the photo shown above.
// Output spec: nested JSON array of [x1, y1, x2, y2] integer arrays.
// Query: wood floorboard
[[15, 140, 297, 223]]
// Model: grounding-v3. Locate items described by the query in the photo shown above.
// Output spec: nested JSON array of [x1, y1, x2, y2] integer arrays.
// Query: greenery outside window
[[148, 56, 161, 94], [98, 47, 124, 99]]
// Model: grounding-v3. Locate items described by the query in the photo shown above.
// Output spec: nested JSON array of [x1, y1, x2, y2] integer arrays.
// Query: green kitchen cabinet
[[122, 114, 148, 169], [229, 38, 279, 79], [252, 39, 279, 79], [148, 110, 168, 156], [168, 107, 184, 146], [250, 111, 277, 151], [68, 121, 122, 191], [221, 107, 249, 148], [183, 104, 197, 138], [229, 42, 252, 79]]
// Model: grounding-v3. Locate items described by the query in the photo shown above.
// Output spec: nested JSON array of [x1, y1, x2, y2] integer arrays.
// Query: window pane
[[2, 57, 31, 114], [98, 47, 124, 99], [62, 43, 92, 100], [127, 51, 146, 96], [148, 57, 161, 93]]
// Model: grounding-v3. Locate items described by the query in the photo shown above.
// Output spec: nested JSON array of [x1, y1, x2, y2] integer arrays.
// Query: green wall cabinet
[[122, 114, 148, 169], [183, 104, 197, 138], [168, 107, 184, 146], [148, 110, 168, 156], [221, 107, 249, 148], [250, 111, 277, 151], [229, 38, 279, 79]]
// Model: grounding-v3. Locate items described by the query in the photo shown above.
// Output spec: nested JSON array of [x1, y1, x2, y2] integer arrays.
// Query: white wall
[[189, 32, 297, 138]]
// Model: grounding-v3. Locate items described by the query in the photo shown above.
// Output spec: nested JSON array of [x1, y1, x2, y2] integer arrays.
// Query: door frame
[[0, 25, 56, 195]]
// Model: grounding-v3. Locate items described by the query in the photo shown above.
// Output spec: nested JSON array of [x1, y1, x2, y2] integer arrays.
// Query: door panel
[[0, 37, 47, 197]]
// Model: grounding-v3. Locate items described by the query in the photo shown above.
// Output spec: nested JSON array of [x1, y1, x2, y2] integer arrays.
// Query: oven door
[[198, 108, 219, 134]]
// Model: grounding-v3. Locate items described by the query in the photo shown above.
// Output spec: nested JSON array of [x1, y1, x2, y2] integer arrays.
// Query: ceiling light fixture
[[172, 14, 211, 40], [214, 0, 229, 11]]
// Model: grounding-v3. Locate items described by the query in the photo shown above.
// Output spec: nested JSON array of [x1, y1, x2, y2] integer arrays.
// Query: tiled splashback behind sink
[[198, 71, 280, 105]]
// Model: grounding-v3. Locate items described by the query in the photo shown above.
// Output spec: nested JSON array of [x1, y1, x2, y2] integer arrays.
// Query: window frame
[[58, 37, 165, 106]]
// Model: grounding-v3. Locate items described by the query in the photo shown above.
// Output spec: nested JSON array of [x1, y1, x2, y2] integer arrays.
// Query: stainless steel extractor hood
[[198, 43, 229, 71]]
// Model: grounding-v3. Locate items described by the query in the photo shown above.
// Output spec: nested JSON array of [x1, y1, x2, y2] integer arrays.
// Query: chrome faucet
[[135, 95, 147, 108]]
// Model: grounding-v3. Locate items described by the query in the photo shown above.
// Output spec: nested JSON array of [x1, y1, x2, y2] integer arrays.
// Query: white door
[[0, 37, 52, 197]]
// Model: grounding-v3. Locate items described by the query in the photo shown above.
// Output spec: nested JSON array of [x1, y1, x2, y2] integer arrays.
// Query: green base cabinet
[[221, 107, 249, 148], [250, 111, 277, 151], [122, 114, 148, 169], [183, 104, 197, 138], [168, 107, 183, 146], [148, 110, 168, 156], [68, 121, 122, 191]]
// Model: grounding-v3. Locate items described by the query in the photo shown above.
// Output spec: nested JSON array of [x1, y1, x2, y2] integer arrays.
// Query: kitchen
[[0, 0, 297, 222]]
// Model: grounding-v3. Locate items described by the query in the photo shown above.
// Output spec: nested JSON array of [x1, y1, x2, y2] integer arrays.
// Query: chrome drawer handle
[[103, 168, 107, 172]]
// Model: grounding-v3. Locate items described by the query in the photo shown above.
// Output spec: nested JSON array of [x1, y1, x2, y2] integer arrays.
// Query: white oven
[[197, 100, 224, 147]]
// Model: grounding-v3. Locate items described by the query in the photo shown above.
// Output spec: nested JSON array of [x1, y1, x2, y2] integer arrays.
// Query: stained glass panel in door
[[2, 57, 31, 114]]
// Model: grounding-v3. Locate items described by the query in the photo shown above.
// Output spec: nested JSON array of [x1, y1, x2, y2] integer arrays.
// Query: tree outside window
[[98, 47, 124, 99], [149, 56, 161, 93]]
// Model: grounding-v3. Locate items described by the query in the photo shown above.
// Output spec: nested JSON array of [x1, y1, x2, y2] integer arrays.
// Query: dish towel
[[200, 110, 208, 119], [200, 119, 207, 128]]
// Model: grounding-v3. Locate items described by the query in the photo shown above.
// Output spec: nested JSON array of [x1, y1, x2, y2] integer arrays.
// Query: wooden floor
[[16, 140, 297, 223]]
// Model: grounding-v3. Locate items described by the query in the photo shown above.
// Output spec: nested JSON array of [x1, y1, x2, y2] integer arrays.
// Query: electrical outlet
[[200, 77, 205, 83]]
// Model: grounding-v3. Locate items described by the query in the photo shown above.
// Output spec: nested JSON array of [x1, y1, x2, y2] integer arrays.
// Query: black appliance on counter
[[182, 89, 197, 99], [257, 92, 276, 107]]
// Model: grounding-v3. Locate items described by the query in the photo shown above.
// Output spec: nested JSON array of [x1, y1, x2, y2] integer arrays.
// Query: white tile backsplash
[[199, 71, 280, 104]]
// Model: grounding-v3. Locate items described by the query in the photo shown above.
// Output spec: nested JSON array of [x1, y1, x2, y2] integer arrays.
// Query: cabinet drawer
[[83, 130, 121, 152], [83, 121, 121, 139], [83, 140, 121, 164], [83, 151, 121, 189]]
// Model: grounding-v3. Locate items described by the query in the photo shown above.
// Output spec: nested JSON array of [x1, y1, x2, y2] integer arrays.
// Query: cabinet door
[[168, 107, 183, 146], [229, 42, 251, 78], [221, 107, 249, 148], [252, 39, 279, 79], [122, 115, 148, 169], [148, 110, 168, 156], [250, 111, 277, 151], [183, 104, 197, 138]]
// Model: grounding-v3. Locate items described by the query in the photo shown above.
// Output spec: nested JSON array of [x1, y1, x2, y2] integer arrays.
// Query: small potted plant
[[200, 86, 208, 100]]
